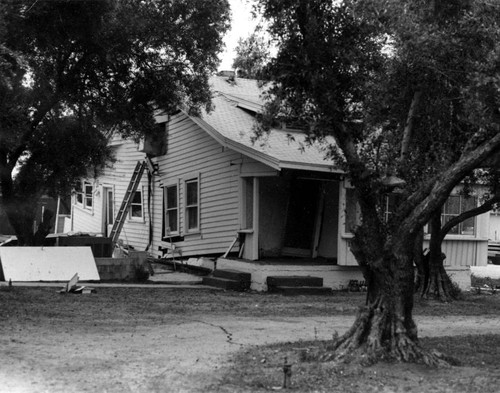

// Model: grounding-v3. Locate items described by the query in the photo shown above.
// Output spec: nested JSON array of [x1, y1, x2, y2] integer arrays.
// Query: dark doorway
[[282, 179, 320, 256]]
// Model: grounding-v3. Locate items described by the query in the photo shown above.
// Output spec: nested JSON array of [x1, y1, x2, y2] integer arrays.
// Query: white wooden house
[[70, 75, 489, 290]]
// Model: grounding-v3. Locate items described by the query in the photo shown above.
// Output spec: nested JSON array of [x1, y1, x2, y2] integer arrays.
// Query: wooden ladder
[[109, 160, 147, 245]]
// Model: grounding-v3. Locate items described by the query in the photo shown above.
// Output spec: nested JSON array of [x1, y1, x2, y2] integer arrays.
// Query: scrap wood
[[58, 273, 95, 294], [72, 286, 96, 294]]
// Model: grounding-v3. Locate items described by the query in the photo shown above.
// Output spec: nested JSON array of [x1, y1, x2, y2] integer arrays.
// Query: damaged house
[[70, 75, 490, 291]]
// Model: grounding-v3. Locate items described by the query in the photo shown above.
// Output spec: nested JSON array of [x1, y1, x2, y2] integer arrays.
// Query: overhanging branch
[[401, 132, 500, 235], [439, 193, 500, 242]]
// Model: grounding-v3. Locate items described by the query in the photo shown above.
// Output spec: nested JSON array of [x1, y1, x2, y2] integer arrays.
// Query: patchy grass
[[471, 275, 500, 290], [213, 335, 500, 393], [414, 292, 500, 316], [1, 286, 499, 324]]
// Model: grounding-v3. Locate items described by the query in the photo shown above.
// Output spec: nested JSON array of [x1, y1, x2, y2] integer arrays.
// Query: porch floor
[[221, 256, 338, 266]]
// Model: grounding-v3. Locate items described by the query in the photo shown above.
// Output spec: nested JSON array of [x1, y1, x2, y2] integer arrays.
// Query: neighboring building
[[71, 75, 489, 290]]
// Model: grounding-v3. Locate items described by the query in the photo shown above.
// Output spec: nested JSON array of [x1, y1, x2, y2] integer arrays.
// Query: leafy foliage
[[0, 0, 230, 243], [232, 32, 270, 78]]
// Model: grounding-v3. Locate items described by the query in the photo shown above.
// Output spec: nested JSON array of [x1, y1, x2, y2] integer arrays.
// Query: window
[[185, 178, 199, 232], [84, 182, 93, 209], [163, 184, 179, 235], [75, 180, 93, 210], [442, 195, 477, 235], [129, 189, 143, 219]]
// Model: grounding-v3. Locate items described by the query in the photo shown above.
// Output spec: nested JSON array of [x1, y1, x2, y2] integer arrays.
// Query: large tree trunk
[[421, 212, 456, 300], [327, 228, 448, 366]]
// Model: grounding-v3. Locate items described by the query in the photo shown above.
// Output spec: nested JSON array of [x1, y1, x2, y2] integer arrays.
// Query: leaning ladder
[[109, 160, 147, 245]]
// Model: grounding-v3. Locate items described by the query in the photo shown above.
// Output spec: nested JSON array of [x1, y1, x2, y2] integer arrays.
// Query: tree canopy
[[256, 0, 500, 364], [0, 0, 230, 245], [232, 31, 270, 78]]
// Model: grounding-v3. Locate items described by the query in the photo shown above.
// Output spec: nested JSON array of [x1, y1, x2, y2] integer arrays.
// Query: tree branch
[[439, 193, 500, 242], [401, 132, 500, 236], [400, 90, 422, 161]]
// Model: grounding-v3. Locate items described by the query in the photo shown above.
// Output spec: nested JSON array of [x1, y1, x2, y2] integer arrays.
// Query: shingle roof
[[190, 76, 340, 173]]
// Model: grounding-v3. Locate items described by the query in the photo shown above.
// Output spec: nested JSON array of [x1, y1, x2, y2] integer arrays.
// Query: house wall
[[72, 137, 150, 251], [151, 112, 245, 258], [422, 237, 489, 267]]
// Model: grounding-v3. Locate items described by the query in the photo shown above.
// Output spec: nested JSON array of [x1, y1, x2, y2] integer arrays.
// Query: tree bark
[[421, 211, 455, 300], [327, 234, 447, 366]]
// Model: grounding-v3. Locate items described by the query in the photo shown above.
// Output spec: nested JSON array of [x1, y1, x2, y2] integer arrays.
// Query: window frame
[[128, 187, 144, 221], [74, 180, 93, 211], [184, 174, 200, 234], [163, 181, 180, 236], [441, 195, 477, 236], [84, 182, 93, 209]]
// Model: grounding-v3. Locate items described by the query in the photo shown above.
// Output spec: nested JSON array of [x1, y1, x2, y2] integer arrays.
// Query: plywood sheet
[[0, 247, 100, 281]]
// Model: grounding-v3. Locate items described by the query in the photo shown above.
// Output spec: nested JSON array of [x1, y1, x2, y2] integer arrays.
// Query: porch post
[[252, 177, 260, 260]]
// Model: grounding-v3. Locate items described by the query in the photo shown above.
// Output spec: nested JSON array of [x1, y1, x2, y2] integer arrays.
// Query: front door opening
[[282, 179, 320, 257]]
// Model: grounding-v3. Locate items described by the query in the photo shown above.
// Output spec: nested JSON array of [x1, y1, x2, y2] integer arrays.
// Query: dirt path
[[1, 314, 499, 393]]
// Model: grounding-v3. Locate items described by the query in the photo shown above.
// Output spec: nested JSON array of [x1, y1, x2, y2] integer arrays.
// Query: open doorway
[[282, 179, 321, 257]]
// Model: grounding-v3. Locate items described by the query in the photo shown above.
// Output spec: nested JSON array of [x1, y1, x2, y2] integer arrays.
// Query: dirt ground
[[1, 286, 499, 393]]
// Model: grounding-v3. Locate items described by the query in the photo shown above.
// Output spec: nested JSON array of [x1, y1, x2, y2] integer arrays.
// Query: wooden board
[[0, 247, 100, 282]]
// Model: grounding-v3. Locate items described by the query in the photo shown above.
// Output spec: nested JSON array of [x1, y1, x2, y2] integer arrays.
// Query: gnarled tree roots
[[323, 305, 452, 367]]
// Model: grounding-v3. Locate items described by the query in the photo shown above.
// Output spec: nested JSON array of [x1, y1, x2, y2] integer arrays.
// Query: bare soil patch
[[0, 286, 499, 392]]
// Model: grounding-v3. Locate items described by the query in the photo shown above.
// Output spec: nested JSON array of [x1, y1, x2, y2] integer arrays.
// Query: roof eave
[[279, 161, 344, 174]]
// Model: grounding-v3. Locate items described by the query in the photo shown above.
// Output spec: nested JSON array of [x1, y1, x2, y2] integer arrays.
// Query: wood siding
[[71, 113, 270, 258], [72, 139, 150, 250], [151, 112, 244, 258]]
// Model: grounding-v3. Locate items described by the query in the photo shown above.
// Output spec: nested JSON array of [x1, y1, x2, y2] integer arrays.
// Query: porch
[[207, 256, 472, 292], [215, 256, 364, 292]]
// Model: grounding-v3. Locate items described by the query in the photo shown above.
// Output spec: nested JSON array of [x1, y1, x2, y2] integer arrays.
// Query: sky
[[218, 0, 260, 71]]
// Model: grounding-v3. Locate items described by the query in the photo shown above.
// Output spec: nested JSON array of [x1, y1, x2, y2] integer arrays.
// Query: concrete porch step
[[202, 272, 250, 292], [269, 286, 332, 296], [213, 269, 252, 282], [267, 275, 323, 288]]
